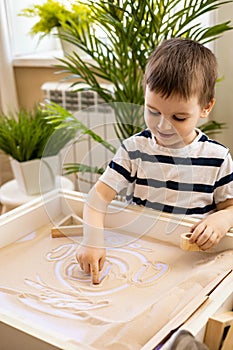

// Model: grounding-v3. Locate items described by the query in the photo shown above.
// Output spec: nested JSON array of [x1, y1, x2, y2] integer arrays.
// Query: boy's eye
[[148, 109, 160, 116], [173, 115, 186, 121]]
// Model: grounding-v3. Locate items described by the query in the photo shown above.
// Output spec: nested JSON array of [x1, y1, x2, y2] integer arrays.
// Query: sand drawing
[[0, 227, 170, 320], [0, 224, 232, 349], [46, 241, 169, 294]]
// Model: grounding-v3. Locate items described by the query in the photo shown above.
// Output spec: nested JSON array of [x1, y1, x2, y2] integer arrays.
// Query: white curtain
[[0, 0, 18, 113]]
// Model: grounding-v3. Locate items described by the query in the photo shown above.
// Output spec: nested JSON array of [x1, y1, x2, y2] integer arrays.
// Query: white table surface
[[0, 176, 74, 213]]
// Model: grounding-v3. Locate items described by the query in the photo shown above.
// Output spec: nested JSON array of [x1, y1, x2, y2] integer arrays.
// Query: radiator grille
[[41, 81, 119, 193], [41, 82, 114, 113]]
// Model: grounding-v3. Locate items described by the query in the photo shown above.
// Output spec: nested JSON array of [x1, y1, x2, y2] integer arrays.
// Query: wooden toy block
[[204, 311, 233, 350], [180, 233, 201, 251], [222, 322, 233, 350], [51, 214, 83, 238]]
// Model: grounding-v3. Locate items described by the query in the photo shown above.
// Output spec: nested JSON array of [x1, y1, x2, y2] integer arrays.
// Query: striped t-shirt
[[99, 129, 233, 217]]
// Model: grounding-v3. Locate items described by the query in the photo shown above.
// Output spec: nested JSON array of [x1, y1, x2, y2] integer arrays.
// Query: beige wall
[[212, 3, 233, 154], [0, 151, 12, 185], [14, 66, 69, 110]]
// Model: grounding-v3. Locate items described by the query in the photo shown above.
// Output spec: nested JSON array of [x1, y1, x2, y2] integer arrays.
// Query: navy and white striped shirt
[[99, 129, 233, 217]]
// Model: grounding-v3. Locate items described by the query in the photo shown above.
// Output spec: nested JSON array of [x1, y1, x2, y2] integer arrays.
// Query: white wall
[[212, 3, 233, 154]]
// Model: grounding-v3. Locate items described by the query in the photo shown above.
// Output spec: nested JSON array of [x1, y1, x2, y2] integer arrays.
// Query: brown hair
[[144, 38, 218, 107]]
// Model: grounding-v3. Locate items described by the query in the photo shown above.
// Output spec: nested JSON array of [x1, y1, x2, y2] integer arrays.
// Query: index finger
[[91, 261, 99, 285]]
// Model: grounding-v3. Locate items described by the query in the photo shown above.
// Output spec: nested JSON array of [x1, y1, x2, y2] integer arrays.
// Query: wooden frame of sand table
[[0, 189, 232, 350]]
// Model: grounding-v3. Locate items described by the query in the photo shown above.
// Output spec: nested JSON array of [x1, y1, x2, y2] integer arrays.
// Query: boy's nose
[[157, 116, 172, 131]]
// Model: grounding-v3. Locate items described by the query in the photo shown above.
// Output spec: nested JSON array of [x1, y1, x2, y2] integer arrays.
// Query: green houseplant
[[44, 0, 230, 181], [0, 105, 74, 195], [19, 0, 92, 54], [54, 0, 231, 137], [19, 0, 91, 38]]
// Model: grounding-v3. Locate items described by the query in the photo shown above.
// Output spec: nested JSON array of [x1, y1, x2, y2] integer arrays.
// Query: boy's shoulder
[[123, 129, 152, 140], [198, 130, 229, 152], [197, 130, 229, 156], [122, 129, 153, 151], [135, 129, 152, 139], [124, 129, 152, 143]]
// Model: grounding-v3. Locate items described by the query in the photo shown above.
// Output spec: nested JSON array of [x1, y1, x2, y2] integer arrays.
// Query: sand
[[0, 224, 232, 349]]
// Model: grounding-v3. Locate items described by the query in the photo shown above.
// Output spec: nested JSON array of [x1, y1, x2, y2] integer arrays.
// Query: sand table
[[0, 224, 232, 349]]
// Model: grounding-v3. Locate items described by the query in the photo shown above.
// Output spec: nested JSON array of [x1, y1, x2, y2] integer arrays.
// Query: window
[[5, 0, 60, 56], [5, 0, 214, 58]]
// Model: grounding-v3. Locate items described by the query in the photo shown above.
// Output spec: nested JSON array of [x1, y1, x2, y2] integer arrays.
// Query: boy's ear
[[200, 98, 215, 119]]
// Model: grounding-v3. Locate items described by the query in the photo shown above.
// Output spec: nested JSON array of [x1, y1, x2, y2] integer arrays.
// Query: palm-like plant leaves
[[45, 102, 117, 154], [54, 0, 232, 140], [47, 0, 232, 176]]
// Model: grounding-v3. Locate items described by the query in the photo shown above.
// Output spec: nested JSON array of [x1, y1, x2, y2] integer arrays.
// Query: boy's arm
[[190, 198, 233, 250], [76, 181, 117, 284]]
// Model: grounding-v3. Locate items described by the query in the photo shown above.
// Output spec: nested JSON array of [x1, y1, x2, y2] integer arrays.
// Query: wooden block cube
[[204, 311, 233, 350]]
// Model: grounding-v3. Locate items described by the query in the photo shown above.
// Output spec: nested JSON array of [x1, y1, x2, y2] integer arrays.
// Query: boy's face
[[144, 87, 214, 148]]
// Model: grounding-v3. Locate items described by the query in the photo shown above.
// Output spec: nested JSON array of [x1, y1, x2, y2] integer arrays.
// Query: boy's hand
[[189, 211, 229, 251], [76, 246, 106, 284]]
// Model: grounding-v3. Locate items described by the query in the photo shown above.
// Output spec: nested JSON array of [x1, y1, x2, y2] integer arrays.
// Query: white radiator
[[41, 81, 114, 113], [41, 82, 119, 193]]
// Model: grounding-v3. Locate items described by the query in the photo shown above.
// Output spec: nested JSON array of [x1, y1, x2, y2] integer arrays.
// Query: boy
[[77, 38, 233, 284]]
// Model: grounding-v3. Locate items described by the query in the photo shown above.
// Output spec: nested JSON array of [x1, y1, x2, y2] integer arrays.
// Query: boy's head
[[144, 38, 217, 108]]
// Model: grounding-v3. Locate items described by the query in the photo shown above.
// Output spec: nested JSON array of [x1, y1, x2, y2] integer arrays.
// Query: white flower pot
[[10, 156, 59, 195], [58, 28, 83, 56], [60, 37, 80, 55], [58, 28, 90, 57]]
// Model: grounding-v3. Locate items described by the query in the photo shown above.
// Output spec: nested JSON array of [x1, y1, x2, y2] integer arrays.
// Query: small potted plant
[[0, 105, 74, 195], [19, 0, 92, 53]]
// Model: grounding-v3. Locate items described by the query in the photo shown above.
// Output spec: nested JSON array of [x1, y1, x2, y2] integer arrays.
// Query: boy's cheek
[[145, 116, 158, 130]]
